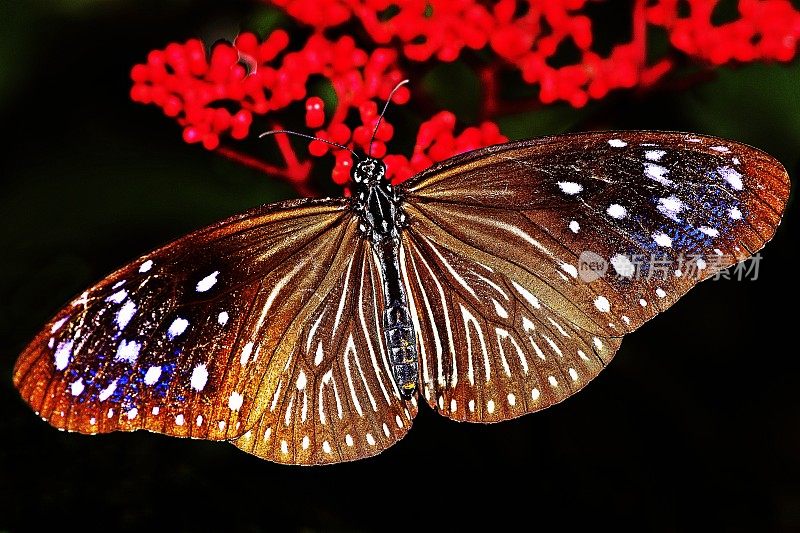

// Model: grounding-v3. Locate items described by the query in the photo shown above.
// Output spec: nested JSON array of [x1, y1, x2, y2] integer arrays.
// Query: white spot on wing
[[314, 342, 324, 366], [512, 280, 540, 309], [699, 226, 719, 237], [239, 342, 254, 366], [557, 181, 583, 195], [167, 317, 189, 339], [653, 233, 672, 247], [143, 366, 162, 385], [608, 138, 627, 147], [296, 370, 307, 390], [70, 378, 84, 396], [560, 263, 578, 278], [492, 299, 509, 318], [115, 339, 140, 362], [594, 296, 611, 313], [228, 392, 244, 411], [569, 220, 580, 233], [719, 166, 743, 190], [196, 271, 219, 292], [217, 311, 229, 325], [656, 288, 667, 298], [645, 163, 673, 186], [54, 340, 74, 370], [98, 380, 117, 402], [106, 289, 128, 304], [606, 203, 627, 219], [190, 364, 209, 391], [657, 195, 685, 220], [116, 300, 137, 329], [645, 149, 666, 161], [139, 260, 153, 273], [610, 254, 635, 278], [729, 207, 742, 220], [51, 317, 68, 333]]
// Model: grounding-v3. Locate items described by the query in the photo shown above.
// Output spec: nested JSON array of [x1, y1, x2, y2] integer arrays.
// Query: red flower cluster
[[130, 30, 505, 190], [130, 0, 800, 194], [266, 0, 800, 106], [650, 0, 800, 64]]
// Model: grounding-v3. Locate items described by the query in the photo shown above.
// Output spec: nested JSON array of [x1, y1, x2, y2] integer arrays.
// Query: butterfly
[[13, 129, 789, 465]]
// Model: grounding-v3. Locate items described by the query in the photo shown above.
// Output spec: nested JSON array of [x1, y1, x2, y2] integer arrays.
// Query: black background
[[1, 1, 798, 530]]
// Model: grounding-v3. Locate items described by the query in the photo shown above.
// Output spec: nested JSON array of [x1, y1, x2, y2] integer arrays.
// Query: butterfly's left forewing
[[14, 199, 366, 443], [401, 131, 789, 422]]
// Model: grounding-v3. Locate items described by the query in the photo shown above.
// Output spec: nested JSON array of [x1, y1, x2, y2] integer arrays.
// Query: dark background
[[1, 1, 798, 530]]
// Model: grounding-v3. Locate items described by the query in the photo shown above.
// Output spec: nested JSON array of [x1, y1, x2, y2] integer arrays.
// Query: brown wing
[[233, 235, 417, 464], [399, 131, 789, 422], [14, 199, 357, 443]]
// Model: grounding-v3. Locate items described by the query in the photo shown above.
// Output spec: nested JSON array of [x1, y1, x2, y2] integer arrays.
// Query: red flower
[[130, 0, 800, 194]]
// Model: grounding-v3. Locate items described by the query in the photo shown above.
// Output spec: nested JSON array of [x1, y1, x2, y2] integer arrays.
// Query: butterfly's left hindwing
[[233, 235, 417, 464], [401, 131, 789, 422], [13, 199, 362, 442]]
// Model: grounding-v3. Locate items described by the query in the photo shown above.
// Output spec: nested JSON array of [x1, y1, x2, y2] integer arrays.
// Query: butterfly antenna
[[368, 79, 409, 158], [260, 130, 361, 160]]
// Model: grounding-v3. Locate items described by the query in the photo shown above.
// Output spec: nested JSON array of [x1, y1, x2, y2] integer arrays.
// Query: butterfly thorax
[[352, 158, 405, 243], [352, 157, 418, 400]]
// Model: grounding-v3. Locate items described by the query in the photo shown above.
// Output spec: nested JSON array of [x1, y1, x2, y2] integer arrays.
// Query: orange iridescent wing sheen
[[399, 131, 789, 421]]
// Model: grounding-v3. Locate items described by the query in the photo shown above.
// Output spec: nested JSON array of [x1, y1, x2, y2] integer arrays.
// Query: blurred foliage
[[0, 1, 798, 531]]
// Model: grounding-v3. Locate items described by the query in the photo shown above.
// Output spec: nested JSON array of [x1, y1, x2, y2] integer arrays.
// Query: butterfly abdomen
[[379, 241, 418, 399]]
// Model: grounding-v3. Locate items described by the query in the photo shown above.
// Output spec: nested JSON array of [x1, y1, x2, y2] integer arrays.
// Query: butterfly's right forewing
[[14, 199, 360, 443]]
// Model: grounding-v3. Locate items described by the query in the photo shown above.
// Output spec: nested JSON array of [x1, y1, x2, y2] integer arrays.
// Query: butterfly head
[[353, 158, 386, 186]]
